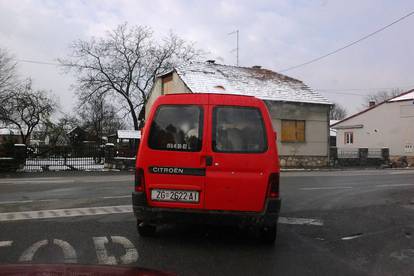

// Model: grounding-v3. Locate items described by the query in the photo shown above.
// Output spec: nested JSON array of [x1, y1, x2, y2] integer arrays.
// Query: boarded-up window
[[281, 120, 305, 142], [161, 74, 173, 94]]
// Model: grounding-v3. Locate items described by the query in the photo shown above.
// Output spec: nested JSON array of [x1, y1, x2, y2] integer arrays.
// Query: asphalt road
[[0, 169, 413, 275]]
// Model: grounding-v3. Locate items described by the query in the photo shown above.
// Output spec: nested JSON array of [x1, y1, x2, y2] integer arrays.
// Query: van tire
[[137, 222, 156, 237], [259, 223, 277, 244]]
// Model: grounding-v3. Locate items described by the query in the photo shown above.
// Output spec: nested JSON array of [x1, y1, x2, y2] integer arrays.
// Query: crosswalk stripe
[[0, 205, 323, 226]]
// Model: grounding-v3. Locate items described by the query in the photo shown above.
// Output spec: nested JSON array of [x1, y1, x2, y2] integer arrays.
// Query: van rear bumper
[[132, 192, 281, 227]]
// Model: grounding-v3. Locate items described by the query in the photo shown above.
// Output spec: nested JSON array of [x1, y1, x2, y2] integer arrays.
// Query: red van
[[132, 93, 281, 242]]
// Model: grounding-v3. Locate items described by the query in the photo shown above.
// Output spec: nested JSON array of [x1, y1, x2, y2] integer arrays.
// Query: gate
[[24, 144, 104, 171]]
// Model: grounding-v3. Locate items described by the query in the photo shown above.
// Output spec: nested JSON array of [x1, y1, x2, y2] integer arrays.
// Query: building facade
[[332, 90, 414, 163]]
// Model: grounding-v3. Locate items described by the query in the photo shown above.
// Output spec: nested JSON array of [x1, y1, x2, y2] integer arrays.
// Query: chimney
[[369, 101, 375, 107], [206, 60, 215, 64], [252, 65, 262, 69]]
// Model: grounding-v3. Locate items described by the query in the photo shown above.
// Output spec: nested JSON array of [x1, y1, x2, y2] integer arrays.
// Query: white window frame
[[344, 132, 354, 144]]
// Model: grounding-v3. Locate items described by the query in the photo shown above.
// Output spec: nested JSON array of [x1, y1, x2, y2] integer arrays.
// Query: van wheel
[[259, 224, 277, 244], [137, 222, 156, 237]]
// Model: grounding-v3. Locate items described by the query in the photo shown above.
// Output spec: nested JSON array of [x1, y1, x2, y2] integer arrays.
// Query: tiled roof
[[175, 62, 331, 105]]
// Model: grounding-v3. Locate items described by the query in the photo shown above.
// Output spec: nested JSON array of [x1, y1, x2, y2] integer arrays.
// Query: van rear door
[[142, 102, 208, 210], [204, 103, 272, 212]]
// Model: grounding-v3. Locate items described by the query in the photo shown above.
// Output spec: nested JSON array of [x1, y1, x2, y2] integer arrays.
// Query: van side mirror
[[274, 131, 277, 141]]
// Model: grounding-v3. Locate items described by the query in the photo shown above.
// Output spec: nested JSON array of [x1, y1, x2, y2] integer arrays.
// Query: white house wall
[[335, 101, 414, 156], [145, 72, 191, 119], [266, 101, 329, 156]]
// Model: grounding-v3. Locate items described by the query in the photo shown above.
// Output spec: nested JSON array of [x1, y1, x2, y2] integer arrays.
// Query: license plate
[[151, 189, 199, 203]]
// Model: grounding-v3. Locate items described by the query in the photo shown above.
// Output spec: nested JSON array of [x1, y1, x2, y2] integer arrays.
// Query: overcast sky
[[1, 0, 414, 116]]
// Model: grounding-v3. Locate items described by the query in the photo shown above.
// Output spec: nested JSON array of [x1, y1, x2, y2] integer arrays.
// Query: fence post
[[104, 143, 115, 169], [359, 148, 368, 166], [381, 148, 390, 163], [329, 147, 338, 167], [13, 144, 27, 171]]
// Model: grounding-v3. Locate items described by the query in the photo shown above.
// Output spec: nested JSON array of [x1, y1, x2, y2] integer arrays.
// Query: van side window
[[148, 105, 203, 152], [213, 106, 267, 153]]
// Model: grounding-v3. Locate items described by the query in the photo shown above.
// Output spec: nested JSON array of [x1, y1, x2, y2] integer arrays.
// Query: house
[[145, 61, 332, 167], [332, 90, 414, 165], [108, 130, 141, 157], [0, 128, 23, 145], [330, 120, 339, 147]]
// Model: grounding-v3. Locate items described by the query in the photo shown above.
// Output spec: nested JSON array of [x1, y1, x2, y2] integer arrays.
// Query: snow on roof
[[0, 128, 20, 135], [117, 130, 141, 139], [330, 120, 339, 136], [388, 90, 414, 102], [175, 62, 331, 105]]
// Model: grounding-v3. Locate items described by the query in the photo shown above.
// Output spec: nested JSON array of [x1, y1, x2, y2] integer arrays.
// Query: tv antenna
[[228, 30, 239, 66]]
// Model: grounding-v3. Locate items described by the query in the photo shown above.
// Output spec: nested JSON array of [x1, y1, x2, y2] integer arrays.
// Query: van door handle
[[205, 156, 213, 166]]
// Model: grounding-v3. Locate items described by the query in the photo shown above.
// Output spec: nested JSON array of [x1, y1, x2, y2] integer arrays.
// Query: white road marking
[[19, 240, 48, 262], [278, 217, 323, 226], [0, 241, 13, 247], [0, 205, 324, 226], [341, 233, 363, 240], [0, 205, 132, 222], [375, 183, 414, 188], [93, 236, 138, 265], [93, 237, 117, 265], [53, 239, 77, 263], [0, 200, 33, 205], [0, 196, 130, 205], [111, 236, 138, 264], [300, 186, 353, 191], [19, 239, 77, 263], [0, 180, 75, 185], [102, 195, 130, 199]]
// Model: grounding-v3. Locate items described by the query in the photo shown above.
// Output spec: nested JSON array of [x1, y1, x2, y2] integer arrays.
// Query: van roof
[[157, 93, 264, 106]]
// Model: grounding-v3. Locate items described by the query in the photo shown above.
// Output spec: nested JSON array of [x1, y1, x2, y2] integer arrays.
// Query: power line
[[316, 84, 414, 92], [279, 10, 414, 73], [16, 59, 62, 66]]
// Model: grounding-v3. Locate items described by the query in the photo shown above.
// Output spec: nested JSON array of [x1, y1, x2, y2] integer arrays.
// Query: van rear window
[[213, 106, 267, 153], [148, 105, 203, 152]]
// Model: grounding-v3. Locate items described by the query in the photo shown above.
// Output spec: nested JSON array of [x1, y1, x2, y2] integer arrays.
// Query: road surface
[[0, 169, 413, 275]]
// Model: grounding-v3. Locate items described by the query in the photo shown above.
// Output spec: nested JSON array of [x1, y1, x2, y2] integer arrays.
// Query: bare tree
[[0, 48, 17, 100], [365, 88, 403, 107], [60, 23, 203, 130], [78, 94, 125, 141], [330, 102, 347, 120], [0, 79, 56, 144]]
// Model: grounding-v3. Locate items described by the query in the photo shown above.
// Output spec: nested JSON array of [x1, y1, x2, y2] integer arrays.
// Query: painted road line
[[278, 217, 323, 226], [0, 200, 34, 205], [0, 241, 13, 247], [0, 205, 133, 222], [375, 184, 414, 187], [300, 186, 353, 191], [0, 196, 129, 205], [102, 195, 131, 199], [0, 205, 324, 226], [0, 180, 75, 185]]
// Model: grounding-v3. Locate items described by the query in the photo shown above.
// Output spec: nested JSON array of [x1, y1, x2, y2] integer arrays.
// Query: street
[[0, 170, 413, 276]]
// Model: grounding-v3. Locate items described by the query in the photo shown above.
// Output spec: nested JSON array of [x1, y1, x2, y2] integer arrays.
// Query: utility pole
[[228, 30, 239, 66]]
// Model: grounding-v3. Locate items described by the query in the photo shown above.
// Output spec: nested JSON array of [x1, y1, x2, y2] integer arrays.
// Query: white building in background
[[332, 90, 414, 160]]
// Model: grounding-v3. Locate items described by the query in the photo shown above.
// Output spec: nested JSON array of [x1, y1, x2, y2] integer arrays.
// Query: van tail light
[[135, 168, 145, 192], [267, 173, 279, 198]]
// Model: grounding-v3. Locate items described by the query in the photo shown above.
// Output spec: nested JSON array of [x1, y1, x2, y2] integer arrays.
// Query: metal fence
[[337, 148, 359, 159], [368, 148, 382, 158], [24, 144, 105, 171]]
